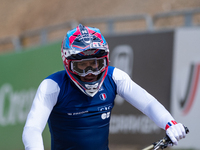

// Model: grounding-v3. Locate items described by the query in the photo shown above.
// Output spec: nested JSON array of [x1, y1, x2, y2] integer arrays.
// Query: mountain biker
[[22, 24, 186, 150]]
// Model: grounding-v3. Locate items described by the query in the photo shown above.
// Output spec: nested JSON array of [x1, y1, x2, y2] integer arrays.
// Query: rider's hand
[[165, 121, 186, 145]]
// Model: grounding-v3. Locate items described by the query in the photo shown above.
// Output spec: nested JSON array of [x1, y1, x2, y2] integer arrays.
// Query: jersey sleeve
[[22, 79, 60, 150], [112, 68, 174, 129]]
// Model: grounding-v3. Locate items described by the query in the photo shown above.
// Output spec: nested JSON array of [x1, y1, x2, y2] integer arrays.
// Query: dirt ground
[[1, 0, 200, 39], [1, 0, 200, 54]]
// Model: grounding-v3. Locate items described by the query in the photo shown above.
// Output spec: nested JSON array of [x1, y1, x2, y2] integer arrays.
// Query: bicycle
[[142, 126, 189, 150]]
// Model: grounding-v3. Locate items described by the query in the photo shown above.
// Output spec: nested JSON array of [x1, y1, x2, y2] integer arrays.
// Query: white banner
[[171, 27, 200, 149]]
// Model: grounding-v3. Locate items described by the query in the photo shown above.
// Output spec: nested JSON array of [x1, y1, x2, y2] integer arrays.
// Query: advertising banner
[[171, 27, 200, 149], [0, 42, 63, 150], [106, 31, 174, 147]]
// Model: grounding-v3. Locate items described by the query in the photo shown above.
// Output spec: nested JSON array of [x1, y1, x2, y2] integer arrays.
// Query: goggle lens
[[71, 58, 107, 76]]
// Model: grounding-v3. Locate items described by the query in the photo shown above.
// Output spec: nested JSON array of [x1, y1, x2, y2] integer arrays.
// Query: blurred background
[[0, 0, 200, 150]]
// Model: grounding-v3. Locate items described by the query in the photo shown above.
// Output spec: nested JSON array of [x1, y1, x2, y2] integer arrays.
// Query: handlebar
[[142, 126, 189, 150]]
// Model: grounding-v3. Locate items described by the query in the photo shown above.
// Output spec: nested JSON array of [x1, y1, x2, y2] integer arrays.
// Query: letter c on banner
[[110, 45, 134, 105]]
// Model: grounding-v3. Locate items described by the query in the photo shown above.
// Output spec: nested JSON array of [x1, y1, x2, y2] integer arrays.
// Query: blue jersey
[[23, 66, 175, 150], [46, 66, 117, 150]]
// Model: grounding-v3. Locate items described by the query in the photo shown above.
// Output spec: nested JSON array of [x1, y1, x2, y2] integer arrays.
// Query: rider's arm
[[22, 79, 60, 150], [112, 68, 174, 129], [112, 68, 186, 145]]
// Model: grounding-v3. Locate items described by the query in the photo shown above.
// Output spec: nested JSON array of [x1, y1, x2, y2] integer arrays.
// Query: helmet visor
[[71, 57, 107, 76]]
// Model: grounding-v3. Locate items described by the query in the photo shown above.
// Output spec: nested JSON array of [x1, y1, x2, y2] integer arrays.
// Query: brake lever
[[153, 139, 166, 150]]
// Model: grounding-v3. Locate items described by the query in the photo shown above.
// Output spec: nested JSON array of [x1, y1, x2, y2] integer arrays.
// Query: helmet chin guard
[[67, 69, 107, 97], [61, 24, 109, 97]]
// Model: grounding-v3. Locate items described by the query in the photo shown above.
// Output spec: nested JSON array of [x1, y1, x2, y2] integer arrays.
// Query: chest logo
[[101, 112, 110, 120], [99, 93, 107, 100]]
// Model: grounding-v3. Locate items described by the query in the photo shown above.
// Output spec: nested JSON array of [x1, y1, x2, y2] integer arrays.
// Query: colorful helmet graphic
[[61, 24, 109, 97]]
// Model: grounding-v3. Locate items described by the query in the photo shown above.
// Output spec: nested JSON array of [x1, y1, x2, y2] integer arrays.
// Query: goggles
[[71, 57, 107, 76]]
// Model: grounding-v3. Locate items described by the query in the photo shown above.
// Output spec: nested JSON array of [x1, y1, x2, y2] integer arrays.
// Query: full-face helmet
[[61, 24, 109, 97]]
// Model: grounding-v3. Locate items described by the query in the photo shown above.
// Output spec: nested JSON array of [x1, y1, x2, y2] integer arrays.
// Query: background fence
[[0, 8, 200, 53]]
